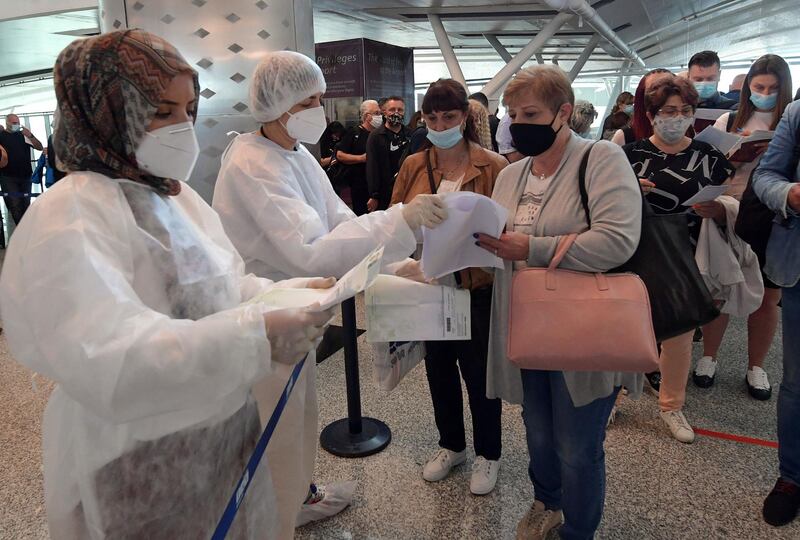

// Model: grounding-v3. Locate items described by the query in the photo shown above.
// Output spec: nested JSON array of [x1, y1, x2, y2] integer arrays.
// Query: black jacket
[[365, 124, 409, 210]]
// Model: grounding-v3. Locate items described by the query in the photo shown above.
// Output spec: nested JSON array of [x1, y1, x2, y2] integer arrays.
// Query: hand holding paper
[[249, 247, 384, 311], [421, 192, 508, 279]]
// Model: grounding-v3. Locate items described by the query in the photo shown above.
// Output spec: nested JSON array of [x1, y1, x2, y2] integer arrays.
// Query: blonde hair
[[503, 65, 574, 113], [468, 99, 493, 150], [570, 100, 598, 134]]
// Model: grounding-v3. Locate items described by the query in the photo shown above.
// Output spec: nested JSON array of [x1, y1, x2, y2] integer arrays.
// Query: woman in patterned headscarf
[[0, 29, 334, 539]]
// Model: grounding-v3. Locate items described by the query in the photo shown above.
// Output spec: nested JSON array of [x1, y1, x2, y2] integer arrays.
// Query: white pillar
[[98, 0, 314, 202], [568, 34, 601, 81], [480, 12, 572, 99], [428, 14, 467, 88]]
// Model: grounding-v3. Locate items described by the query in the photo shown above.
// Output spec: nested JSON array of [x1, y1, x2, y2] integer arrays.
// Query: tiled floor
[[2, 296, 798, 539]]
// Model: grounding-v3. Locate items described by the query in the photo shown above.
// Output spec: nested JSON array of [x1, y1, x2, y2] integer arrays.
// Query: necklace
[[530, 159, 548, 180], [437, 149, 468, 178]]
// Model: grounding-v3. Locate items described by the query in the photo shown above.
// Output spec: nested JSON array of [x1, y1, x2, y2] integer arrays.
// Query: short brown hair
[[644, 75, 699, 117], [503, 65, 574, 114]]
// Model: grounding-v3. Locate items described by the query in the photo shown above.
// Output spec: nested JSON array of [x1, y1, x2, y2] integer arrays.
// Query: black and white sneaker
[[693, 356, 717, 388], [746, 366, 772, 401]]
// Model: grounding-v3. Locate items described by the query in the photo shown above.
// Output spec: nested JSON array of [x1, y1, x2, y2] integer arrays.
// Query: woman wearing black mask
[[475, 65, 642, 540]]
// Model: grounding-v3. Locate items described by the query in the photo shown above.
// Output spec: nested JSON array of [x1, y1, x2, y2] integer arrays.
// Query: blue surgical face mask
[[749, 91, 778, 111], [10, 124, 21, 133], [694, 81, 719, 100], [426, 124, 463, 149], [623, 104, 634, 115]]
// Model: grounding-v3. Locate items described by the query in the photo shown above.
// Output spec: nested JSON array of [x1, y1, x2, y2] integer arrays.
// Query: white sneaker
[[660, 409, 695, 444], [422, 448, 467, 482], [746, 366, 772, 401], [515, 500, 564, 540], [469, 457, 499, 495], [693, 356, 717, 388]]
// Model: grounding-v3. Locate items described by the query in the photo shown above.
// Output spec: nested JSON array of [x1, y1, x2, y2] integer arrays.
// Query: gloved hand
[[264, 306, 335, 365], [402, 194, 448, 230], [384, 258, 428, 283], [306, 277, 337, 289]]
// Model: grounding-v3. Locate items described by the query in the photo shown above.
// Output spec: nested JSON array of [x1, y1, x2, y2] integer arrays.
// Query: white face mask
[[652, 115, 694, 145], [135, 121, 200, 182], [369, 113, 383, 129], [284, 105, 327, 144]]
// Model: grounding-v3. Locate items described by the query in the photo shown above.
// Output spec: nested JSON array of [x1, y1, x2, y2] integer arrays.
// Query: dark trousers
[[424, 287, 502, 460], [0, 175, 31, 225], [351, 175, 369, 216]]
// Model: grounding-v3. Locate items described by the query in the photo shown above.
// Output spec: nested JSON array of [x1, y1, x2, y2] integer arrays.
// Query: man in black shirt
[[0, 114, 44, 226], [336, 99, 382, 215], [366, 96, 408, 211]]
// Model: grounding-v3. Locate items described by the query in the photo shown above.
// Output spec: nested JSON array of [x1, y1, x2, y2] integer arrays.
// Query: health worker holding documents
[[212, 50, 448, 532], [0, 30, 335, 540]]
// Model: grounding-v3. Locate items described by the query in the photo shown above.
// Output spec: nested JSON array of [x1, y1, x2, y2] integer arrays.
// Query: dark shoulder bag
[[735, 114, 800, 263], [578, 145, 719, 342]]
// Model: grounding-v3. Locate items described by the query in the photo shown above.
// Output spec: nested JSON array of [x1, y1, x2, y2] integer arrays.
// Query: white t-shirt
[[512, 172, 553, 269], [713, 110, 774, 200], [436, 173, 465, 194]]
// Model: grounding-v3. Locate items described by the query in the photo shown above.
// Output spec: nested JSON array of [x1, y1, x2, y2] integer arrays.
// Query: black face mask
[[510, 113, 563, 157], [387, 113, 404, 126]]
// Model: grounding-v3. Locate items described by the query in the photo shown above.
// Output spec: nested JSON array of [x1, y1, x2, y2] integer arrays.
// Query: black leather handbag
[[578, 145, 720, 342]]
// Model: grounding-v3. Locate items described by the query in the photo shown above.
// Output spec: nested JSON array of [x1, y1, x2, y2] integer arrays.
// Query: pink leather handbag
[[508, 234, 659, 372]]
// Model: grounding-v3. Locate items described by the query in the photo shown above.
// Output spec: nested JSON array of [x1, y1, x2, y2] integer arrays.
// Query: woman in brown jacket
[[391, 79, 507, 495]]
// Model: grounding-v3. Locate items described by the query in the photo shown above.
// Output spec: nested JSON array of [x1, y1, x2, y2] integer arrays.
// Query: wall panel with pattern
[[99, 0, 314, 202]]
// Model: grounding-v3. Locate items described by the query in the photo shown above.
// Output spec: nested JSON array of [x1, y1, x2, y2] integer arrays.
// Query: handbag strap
[[577, 143, 596, 227], [548, 233, 578, 270], [425, 149, 437, 194]]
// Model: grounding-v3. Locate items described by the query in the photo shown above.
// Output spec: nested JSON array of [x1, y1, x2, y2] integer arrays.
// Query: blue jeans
[[521, 370, 619, 540], [779, 282, 800, 486]]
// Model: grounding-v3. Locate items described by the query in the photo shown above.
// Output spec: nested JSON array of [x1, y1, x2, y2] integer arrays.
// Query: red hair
[[631, 68, 672, 141]]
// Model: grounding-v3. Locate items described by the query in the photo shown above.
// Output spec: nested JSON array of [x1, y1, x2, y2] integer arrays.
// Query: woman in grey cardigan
[[476, 66, 642, 540]]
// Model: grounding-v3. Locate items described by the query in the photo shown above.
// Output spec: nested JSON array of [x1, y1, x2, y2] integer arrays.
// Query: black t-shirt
[[0, 131, 34, 178], [623, 138, 734, 244], [336, 125, 370, 185]]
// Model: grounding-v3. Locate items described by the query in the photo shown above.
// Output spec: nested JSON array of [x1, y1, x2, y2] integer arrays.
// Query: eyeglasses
[[656, 106, 694, 118]]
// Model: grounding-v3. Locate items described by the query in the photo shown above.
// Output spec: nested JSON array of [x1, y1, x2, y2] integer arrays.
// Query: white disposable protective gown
[[212, 132, 418, 533], [212, 132, 417, 282], [0, 172, 313, 540]]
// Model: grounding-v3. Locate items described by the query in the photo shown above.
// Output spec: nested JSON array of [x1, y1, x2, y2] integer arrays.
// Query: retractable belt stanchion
[[319, 297, 391, 457]]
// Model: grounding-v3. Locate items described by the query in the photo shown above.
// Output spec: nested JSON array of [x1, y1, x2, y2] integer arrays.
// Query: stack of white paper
[[695, 126, 774, 162], [421, 192, 508, 280], [365, 274, 471, 342], [248, 247, 384, 311]]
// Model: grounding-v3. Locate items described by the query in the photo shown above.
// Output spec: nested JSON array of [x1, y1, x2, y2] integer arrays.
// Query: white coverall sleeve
[[221, 159, 417, 279], [0, 186, 272, 426]]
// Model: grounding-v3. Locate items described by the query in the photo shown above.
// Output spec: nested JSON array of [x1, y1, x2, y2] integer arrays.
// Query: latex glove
[[385, 258, 428, 283], [264, 307, 335, 365], [402, 194, 448, 230], [307, 277, 337, 289]]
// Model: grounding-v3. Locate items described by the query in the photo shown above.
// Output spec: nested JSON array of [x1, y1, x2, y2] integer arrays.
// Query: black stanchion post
[[319, 297, 391, 457]]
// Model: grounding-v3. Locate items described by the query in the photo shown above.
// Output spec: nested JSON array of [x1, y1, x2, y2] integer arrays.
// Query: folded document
[[365, 275, 471, 342]]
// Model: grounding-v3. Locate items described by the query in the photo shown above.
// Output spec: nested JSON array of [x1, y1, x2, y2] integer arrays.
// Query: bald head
[[730, 74, 746, 92], [6, 114, 19, 129]]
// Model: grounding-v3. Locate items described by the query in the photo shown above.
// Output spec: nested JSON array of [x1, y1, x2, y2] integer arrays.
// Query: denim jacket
[[752, 100, 800, 286]]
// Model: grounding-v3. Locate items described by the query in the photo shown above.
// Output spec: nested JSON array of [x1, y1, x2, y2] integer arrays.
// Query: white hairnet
[[250, 51, 327, 123], [496, 114, 516, 155]]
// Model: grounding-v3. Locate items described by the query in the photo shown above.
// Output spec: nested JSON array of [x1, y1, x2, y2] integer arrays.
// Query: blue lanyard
[[211, 355, 307, 540]]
